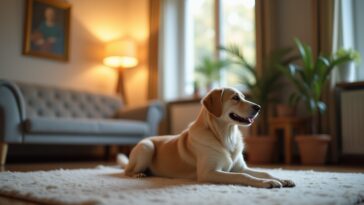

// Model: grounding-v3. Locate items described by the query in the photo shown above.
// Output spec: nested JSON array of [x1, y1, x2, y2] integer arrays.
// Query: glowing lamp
[[104, 39, 138, 105], [103, 40, 138, 68]]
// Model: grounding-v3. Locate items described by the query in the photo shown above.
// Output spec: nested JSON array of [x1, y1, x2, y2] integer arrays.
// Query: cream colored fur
[[121, 87, 295, 188]]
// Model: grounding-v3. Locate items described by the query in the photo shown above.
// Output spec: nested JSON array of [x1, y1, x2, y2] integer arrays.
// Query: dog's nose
[[252, 105, 261, 111]]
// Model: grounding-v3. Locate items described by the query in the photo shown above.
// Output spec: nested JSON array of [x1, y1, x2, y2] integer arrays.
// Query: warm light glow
[[104, 40, 138, 68], [103, 56, 138, 68]]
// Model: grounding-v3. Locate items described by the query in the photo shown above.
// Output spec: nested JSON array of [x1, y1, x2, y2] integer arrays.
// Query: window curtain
[[148, 0, 161, 100], [316, 0, 336, 162], [255, 0, 277, 76], [253, 0, 278, 135], [158, 0, 188, 100], [332, 0, 356, 83]]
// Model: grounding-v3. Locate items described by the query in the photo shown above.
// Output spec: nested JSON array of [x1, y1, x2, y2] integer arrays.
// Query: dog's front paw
[[133, 173, 147, 178], [260, 179, 282, 188], [279, 179, 295, 187]]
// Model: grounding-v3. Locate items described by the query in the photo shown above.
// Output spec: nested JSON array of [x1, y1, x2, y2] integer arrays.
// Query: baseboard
[[339, 155, 364, 165]]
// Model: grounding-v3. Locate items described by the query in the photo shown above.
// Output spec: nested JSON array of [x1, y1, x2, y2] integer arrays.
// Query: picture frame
[[23, 0, 71, 62]]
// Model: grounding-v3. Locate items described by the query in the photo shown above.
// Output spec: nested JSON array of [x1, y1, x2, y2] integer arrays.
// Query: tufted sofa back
[[17, 82, 123, 119]]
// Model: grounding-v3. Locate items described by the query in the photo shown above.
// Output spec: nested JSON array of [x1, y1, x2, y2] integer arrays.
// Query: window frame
[[160, 0, 257, 100]]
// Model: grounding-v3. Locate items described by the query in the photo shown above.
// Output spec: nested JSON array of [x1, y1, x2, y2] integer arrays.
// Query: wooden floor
[[1, 161, 364, 205]]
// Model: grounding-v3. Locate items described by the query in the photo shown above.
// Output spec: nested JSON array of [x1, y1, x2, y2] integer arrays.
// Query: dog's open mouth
[[229, 113, 253, 124]]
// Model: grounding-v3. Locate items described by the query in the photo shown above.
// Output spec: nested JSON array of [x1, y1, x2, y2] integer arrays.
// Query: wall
[[0, 0, 149, 106], [276, 0, 315, 50], [271, 0, 315, 112], [122, 0, 149, 107]]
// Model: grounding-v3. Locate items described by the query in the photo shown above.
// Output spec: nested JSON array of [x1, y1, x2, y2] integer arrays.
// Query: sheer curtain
[[158, 0, 190, 101], [354, 0, 364, 80], [332, 0, 356, 83]]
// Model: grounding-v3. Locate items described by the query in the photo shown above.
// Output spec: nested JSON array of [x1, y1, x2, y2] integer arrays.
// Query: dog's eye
[[232, 95, 240, 101]]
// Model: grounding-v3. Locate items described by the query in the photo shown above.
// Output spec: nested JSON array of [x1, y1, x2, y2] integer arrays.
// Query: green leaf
[[287, 64, 298, 76], [294, 38, 313, 70], [323, 56, 352, 81], [220, 45, 256, 76], [308, 98, 317, 113], [195, 57, 230, 83], [312, 81, 318, 98], [315, 56, 330, 84], [317, 101, 327, 113]]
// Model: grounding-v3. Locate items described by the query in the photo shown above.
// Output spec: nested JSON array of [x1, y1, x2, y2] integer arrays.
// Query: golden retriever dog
[[119, 87, 295, 188]]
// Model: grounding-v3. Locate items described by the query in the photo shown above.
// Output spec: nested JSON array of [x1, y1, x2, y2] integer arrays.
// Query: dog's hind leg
[[125, 139, 155, 178]]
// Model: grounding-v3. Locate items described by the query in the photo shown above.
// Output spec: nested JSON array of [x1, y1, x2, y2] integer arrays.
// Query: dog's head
[[202, 87, 260, 126]]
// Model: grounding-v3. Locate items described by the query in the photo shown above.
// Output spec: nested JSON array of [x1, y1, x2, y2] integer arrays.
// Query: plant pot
[[296, 134, 331, 165], [276, 104, 295, 117], [244, 136, 277, 164], [338, 62, 355, 83]]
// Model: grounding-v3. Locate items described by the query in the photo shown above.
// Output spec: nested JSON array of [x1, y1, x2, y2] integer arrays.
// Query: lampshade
[[103, 40, 138, 68]]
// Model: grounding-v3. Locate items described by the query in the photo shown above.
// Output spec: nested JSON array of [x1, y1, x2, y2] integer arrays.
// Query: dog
[[119, 87, 295, 188]]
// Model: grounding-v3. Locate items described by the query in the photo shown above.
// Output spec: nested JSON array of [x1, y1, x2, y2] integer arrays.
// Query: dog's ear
[[202, 88, 223, 117]]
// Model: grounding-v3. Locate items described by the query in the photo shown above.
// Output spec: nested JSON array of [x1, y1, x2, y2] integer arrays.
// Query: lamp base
[[116, 68, 127, 105]]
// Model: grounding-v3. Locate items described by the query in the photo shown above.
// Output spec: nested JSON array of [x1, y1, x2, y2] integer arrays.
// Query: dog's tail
[[117, 153, 129, 169]]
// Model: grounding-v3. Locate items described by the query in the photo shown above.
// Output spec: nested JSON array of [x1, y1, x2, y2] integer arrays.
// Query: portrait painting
[[23, 0, 71, 61]]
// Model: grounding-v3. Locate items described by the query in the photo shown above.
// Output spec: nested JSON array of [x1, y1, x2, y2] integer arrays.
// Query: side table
[[269, 117, 307, 164]]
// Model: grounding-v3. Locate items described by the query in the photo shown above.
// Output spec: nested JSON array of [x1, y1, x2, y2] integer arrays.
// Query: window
[[333, 0, 364, 82], [188, 0, 215, 95], [189, 0, 256, 94], [221, 0, 256, 87], [160, 0, 256, 100]]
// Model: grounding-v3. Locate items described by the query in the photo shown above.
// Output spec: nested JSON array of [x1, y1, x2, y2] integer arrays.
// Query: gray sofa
[[0, 80, 165, 164]]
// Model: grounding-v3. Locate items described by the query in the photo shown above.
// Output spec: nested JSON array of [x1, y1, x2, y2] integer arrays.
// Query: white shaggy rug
[[0, 166, 363, 205]]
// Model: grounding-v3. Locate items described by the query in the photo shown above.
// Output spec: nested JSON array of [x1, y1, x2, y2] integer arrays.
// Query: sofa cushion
[[24, 117, 149, 136], [17, 82, 122, 119]]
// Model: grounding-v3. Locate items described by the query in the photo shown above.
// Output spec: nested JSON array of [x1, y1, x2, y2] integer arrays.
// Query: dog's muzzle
[[229, 113, 253, 124]]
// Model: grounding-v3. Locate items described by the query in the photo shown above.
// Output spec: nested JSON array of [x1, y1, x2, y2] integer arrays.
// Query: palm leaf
[[219, 45, 256, 76], [294, 38, 313, 71]]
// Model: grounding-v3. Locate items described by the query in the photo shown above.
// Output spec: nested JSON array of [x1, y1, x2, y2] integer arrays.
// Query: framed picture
[[23, 0, 71, 62]]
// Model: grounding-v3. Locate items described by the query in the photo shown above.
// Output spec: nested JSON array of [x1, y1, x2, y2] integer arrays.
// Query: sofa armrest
[[116, 100, 165, 136], [0, 80, 26, 143]]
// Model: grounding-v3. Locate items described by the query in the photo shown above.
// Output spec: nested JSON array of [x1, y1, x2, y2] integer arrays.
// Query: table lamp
[[104, 40, 138, 105]]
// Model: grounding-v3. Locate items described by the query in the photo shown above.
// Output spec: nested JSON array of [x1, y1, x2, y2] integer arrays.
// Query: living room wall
[[0, 0, 149, 161], [0, 0, 149, 106]]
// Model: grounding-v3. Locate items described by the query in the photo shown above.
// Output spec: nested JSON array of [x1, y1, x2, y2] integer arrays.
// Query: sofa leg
[[0, 143, 8, 166]]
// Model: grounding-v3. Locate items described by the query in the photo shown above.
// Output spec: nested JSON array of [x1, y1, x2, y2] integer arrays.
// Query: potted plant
[[221, 45, 294, 164], [280, 38, 359, 164], [195, 56, 229, 93], [335, 48, 361, 83]]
